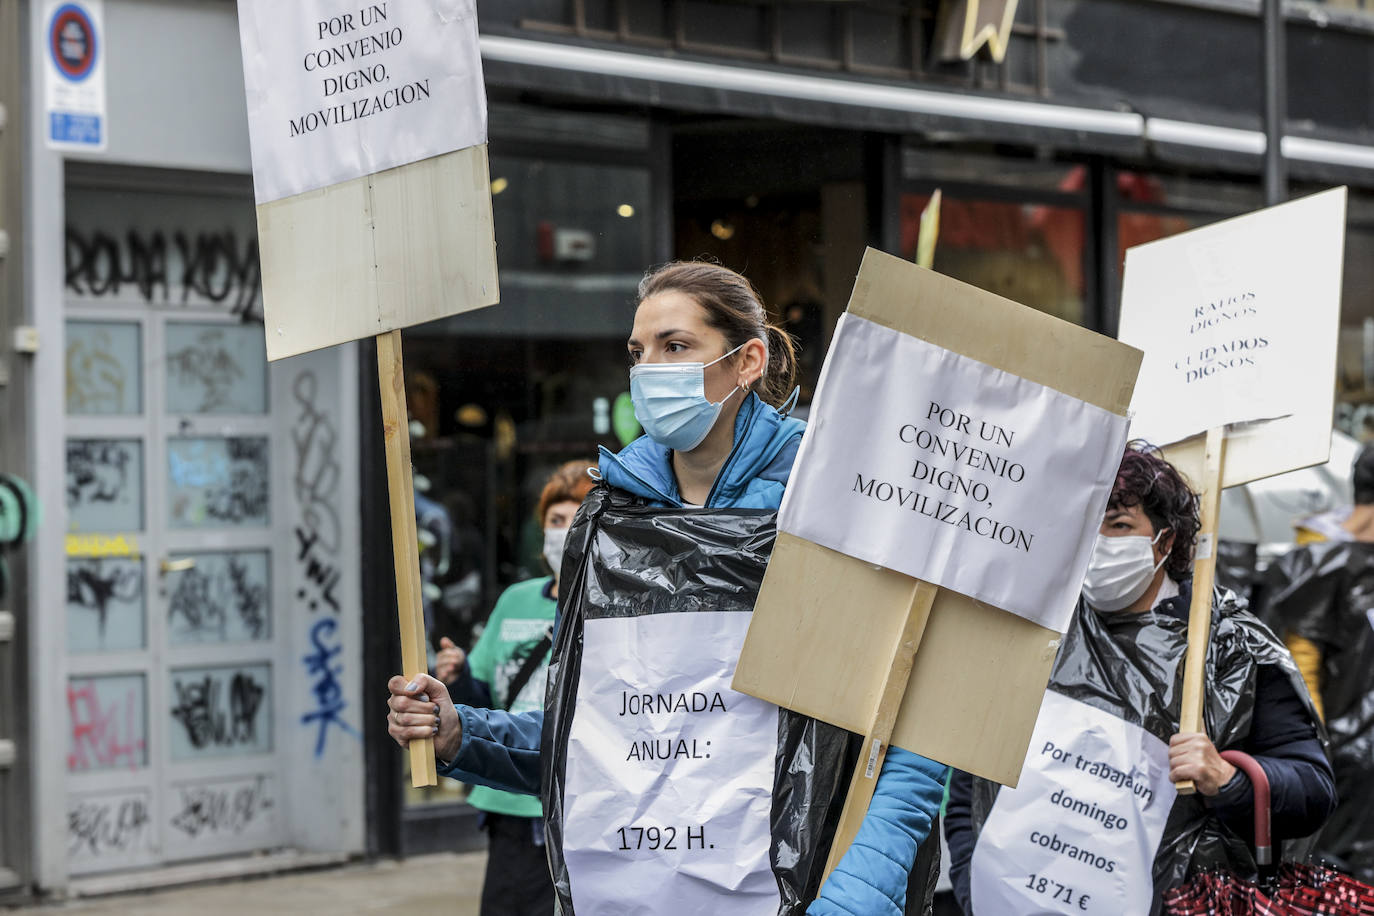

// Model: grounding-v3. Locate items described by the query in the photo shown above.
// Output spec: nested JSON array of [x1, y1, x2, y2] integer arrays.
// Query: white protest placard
[[43, 0, 106, 151], [1119, 191, 1345, 778], [736, 250, 1141, 800], [237, 0, 486, 205], [564, 612, 781, 915], [970, 692, 1177, 916], [236, 0, 498, 785], [779, 313, 1130, 634], [1120, 188, 1346, 452]]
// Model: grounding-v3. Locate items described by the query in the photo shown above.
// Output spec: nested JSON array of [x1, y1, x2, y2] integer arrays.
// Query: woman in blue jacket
[[387, 261, 948, 915]]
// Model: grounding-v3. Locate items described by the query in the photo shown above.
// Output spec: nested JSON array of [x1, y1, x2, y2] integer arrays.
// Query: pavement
[[3, 852, 487, 916]]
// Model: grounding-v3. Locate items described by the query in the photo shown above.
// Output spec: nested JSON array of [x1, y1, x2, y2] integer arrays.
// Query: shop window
[[165, 323, 268, 415], [165, 551, 271, 645], [167, 437, 270, 529], [900, 192, 1087, 326], [67, 439, 144, 533], [67, 557, 145, 653], [66, 321, 142, 415], [168, 663, 273, 760], [437, 156, 651, 339], [67, 674, 148, 771], [1112, 170, 1261, 272]]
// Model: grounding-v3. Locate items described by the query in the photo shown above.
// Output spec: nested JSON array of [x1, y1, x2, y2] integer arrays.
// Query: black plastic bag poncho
[[1216, 540, 1261, 608], [1261, 541, 1374, 883], [541, 485, 937, 915], [962, 588, 1321, 916]]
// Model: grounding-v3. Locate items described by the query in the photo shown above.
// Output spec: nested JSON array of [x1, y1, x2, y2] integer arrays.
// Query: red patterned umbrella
[[1165, 752, 1374, 915]]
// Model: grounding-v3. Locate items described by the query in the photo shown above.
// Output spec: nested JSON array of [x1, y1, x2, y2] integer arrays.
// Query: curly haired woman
[[943, 443, 1335, 915]]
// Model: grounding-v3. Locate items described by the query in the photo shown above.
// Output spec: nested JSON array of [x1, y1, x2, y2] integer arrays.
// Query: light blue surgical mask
[[629, 343, 747, 452]]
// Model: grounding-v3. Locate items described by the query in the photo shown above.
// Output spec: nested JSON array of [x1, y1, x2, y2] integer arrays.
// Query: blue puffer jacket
[[442, 393, 949, 915]]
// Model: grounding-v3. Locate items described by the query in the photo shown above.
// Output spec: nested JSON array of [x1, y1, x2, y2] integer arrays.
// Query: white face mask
[[628, 343, 748, 452], [543, 526, 569, 580], [1081, 529, 1169, 612]]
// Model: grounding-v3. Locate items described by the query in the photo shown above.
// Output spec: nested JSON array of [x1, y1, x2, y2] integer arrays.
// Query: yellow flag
[[916, 189, 942, 270]]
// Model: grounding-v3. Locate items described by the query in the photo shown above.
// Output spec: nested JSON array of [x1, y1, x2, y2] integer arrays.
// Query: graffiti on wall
[[301, 618, 359, 758], [66, 440, 137, 511], [168, 438, 270, 528], [169, 666, 270, 756], [169, 774, 275, 840], [67, 558, 142, 639], [66, 325, 135, 414], [64, 227, 261, 320], [291, 365, 357, 758], [292, 371, 341, 613], [167, 553, 269, 643], [67, 677, 146, 771], [68, 791, 153, 862], [167, 329, 248, 413]]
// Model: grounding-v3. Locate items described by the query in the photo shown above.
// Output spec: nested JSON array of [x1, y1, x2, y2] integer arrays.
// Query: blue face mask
[[629, 343, 747, 452]]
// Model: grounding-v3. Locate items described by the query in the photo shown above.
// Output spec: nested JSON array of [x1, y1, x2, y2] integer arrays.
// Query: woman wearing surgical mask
[[432, 461, 594, 916], [942, 443, 1335, 915], [388, 262, 948, 916]]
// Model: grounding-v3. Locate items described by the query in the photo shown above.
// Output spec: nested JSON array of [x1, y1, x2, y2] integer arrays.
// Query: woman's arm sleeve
[[808, 748, 950, 916], [437, 706, 544, 797], [1207, 664, 1336, 841]]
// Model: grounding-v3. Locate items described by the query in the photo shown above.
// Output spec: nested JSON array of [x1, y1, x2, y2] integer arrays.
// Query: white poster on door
[[970, 692, 1177, 915], [563, 611, 782, 915], [236, 0, 487, 204], [779, 313, 1129, 634], [1119, 187, 1346, 448]]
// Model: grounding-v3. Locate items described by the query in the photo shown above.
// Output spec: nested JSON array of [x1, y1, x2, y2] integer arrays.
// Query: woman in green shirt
[[434, 460, 595, 916]]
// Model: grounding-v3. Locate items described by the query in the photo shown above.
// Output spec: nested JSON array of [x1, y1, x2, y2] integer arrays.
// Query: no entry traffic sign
[[43, 0, 106, 150]]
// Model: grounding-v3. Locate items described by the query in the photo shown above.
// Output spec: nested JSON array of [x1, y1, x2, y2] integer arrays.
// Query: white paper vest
[[971, 692, 1178, 915], [563, 612, 782, 915]]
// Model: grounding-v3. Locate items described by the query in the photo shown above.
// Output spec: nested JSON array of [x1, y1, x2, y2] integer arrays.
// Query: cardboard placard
[[1120, 187, 1347, 486], [256, 146, 499, 361], [733, 249, 1142, 787], [1117, 190, 1346, 791], [237, 0, 501, 786], [238, 0, 499, 361]]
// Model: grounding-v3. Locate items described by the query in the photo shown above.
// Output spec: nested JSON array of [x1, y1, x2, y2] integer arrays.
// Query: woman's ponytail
[[759, 324, 799, 406]]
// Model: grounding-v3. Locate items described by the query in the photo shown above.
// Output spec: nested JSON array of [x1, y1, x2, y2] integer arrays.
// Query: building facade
[[3, 0, 1374, 899]]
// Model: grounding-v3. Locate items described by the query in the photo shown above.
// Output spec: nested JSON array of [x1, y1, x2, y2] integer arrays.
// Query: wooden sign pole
[[820, 580, 939, 883], [1175, 425, 1227, 796], [377, 329, 438, 787]]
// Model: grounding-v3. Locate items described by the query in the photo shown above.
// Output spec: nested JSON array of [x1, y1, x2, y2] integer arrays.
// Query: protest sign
[[780, 313, 1128, 634], [238, 0, 484, 206], [563, 612, 782, 913], [734, 248, 1141, 879], [237, 0, 499, 785], [239, 0, 498, 362], [970, 693, 1177, 915], [1118, 188, 1345, 792], [544, 491, 860, 915], [1120, 187, 1346, 487]]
